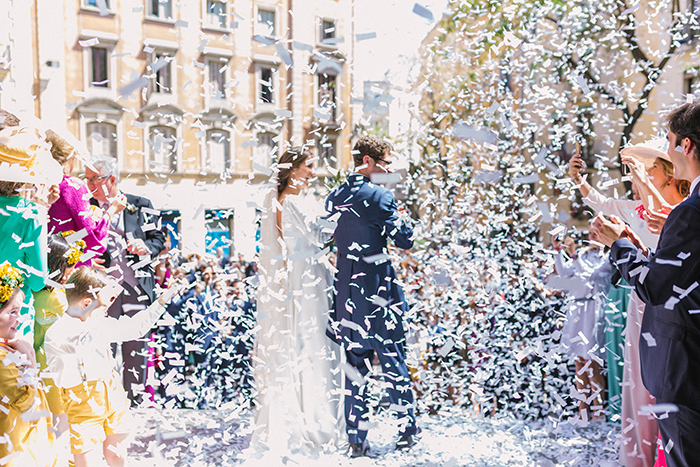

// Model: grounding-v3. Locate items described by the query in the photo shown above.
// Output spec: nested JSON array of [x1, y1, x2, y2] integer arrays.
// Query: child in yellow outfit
[[0, 262, 57, 467], [33, 234, 80, 423], [44, 267, 178, 467]]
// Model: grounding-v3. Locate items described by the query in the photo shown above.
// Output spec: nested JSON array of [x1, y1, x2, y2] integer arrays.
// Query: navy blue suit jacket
[[325, 173, 413, 347], [611, 185, 700, 408]]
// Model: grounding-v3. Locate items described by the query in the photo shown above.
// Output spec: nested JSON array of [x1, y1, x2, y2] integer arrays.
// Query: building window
[[90, 47, 110, 88], [207, 59, 227, 99], [147, 0, 173, 20], [259, 67, 274, 104], [318, 73, 337, 122], [253, 131, 277, 168], [205, 129, 231, 173], [317, 134, 337, 170], [686, 75, 698, 95], [257, 8, 275, 36], [320, 19, 336, 43], [161, 210, 181, 250], [205, 0, 227, 29], [148, 125, 177, 172], [205, 209, 234, 255], [84, 0, 111, 8], [86, 122, 117, 158], [151, 53, 173, 94]]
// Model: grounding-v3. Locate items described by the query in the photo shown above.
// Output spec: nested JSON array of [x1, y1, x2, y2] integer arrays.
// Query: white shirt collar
[[690, 174, 700, 198]]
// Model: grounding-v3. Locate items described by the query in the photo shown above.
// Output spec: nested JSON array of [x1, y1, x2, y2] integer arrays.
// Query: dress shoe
[[349, 440, 370, 458], [396, 427, 421, 450]]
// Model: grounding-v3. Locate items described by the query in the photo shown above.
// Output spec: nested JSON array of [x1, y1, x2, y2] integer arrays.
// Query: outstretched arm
[[621, 155, 667, 212], [103, 283, 180, 343], [378, 189, 413, 250]]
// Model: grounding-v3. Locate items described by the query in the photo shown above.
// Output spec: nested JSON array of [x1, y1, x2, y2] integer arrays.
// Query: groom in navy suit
[[592, 101, 700, 467], [326, 136, 418, 457]]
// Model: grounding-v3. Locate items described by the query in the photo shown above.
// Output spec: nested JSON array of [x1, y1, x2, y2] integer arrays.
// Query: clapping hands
[[643, 205, 672, 235]]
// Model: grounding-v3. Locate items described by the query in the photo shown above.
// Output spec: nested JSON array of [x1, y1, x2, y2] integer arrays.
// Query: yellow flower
[[0, 262, 25, 304], [59, 230, 86, 266]]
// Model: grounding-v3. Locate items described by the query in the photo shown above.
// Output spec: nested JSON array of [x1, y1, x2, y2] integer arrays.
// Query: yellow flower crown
[[0, 262, 24, 304], [58, 230, 87, 266]]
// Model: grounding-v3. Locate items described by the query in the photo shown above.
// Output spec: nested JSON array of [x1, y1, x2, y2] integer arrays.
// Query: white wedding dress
[[251, 190, 344, 457]]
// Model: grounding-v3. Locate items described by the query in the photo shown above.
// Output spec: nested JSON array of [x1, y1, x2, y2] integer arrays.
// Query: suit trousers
[[108, 281, 149, 406], [620, 292, 658, 467], [657, 404, 700, 467], [344, 340, 417, 444]]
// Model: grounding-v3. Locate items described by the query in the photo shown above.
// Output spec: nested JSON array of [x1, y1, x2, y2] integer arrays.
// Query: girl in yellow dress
[[0, 262, 57, 467], [33, 234, 83, 431]]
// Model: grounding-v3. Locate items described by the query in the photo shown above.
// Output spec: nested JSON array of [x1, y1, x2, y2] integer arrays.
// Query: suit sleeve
[[378, 189, 413, 250], [140, 198, 166, 256], [611, 203, 700, 307]]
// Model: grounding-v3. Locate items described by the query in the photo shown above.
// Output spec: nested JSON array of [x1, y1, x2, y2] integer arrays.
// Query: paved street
[[127, 408, 621, 466]]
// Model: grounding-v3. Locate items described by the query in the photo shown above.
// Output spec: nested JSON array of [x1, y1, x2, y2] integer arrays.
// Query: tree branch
[[566, 56, 631, 116]]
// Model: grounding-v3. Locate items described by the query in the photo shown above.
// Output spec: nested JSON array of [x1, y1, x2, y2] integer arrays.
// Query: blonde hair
[[657, 157, 690, 198], [45, 129, 76, 166], [65, 267, 108, 304]]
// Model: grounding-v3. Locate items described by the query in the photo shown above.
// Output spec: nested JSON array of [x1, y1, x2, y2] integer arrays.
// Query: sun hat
[[620, 138, 671, 168], [0, 127, 62, 185]]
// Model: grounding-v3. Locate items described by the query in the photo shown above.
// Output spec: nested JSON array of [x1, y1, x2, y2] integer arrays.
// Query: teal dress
[[0, 195, 47, 338], [604, 280, 630, 419]]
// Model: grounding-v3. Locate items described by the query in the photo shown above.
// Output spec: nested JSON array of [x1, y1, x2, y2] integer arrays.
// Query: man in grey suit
[[87, 154, 165, 405]]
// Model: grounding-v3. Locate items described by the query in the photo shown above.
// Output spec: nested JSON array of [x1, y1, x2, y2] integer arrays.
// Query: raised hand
[[108, 193, 127, 216], [5, 339, 37, 369], [563, 236, 576, 256], [127, 238, 150, 256], [569, 153, 584, 183], [157, 281, 184, 306], [620, 155, 648, 184]]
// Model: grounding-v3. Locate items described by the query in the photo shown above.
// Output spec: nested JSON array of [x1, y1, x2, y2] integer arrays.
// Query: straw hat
[[0, 127, 62, 185], [620, 138, 670, 168]]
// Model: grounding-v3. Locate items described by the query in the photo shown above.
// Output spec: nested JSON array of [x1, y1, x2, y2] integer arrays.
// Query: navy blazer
[[91, 193, 165, 304], [325, 173, 413, 347], [611, 185, 700, 408]]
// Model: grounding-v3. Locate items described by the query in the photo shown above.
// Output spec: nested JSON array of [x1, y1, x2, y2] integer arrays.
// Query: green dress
[[604, 280, 630, 419], [0, 195, 47, 338]]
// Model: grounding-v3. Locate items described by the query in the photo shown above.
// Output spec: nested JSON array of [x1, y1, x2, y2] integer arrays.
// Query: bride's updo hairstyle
[[277, 146, 311, 196]]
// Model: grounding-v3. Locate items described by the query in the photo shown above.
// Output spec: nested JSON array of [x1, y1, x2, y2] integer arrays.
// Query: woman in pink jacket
[[45, 130, 124, 267]]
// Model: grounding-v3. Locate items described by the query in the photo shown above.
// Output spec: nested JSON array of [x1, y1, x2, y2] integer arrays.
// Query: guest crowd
[[1, 99, 699, 467]]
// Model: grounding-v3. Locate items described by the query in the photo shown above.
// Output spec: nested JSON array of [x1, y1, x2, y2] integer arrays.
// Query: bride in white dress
[[252, 147, 344, 457]]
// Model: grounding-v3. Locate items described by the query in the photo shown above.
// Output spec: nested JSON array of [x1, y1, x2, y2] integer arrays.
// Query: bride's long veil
[[251, 184, 301, 451]]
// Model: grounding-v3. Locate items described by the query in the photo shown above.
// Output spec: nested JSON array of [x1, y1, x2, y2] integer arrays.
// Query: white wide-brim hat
[[0, 127, 62, 186], [620, 138, 671, 168]]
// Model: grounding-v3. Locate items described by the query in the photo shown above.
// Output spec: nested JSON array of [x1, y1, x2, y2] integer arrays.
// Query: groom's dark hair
[[353, 135, 392, 166], [667, 100, 700, 160]]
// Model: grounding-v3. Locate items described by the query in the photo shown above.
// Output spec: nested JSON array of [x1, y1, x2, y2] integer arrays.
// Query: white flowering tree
[[398, 0, 700, 418]]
